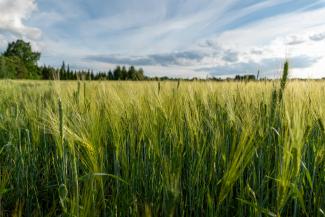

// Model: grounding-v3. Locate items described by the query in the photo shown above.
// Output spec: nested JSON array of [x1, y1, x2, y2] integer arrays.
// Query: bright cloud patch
[[0, 0, 41, 40]]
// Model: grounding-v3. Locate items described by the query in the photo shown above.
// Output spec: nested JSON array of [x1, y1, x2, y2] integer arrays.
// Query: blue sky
[[1, 0, 325, 78]]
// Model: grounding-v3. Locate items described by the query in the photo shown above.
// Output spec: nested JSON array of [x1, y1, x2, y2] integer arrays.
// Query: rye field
[[0, 75, 325, 216]]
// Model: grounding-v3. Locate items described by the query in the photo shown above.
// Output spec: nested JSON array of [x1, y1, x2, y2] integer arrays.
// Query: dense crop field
[[0, 77, 325, 216]]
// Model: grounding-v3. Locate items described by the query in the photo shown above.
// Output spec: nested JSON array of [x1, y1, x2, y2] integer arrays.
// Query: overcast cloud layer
[[0, 0, 325, 78]]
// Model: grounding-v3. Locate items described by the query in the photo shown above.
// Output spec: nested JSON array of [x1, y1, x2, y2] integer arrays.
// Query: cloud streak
[[85, 51, 206, 66]]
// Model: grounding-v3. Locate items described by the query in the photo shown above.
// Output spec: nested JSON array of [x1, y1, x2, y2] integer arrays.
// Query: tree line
[[0, 40, 146, 80], [0, 39, 259, 81], [41, 62, 146, 80]]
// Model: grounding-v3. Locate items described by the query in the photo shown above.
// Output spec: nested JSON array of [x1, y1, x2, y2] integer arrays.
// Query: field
[[0, 78, 325, 216]]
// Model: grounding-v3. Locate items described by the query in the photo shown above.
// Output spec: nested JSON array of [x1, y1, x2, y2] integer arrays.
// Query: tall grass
[[0, 75, 324, 216]]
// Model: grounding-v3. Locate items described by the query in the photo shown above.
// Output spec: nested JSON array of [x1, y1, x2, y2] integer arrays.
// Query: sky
[[0, 0, 325, 78]]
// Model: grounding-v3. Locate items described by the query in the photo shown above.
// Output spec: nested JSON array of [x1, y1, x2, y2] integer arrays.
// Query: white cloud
[[198, 6, 325, 78], [0, 0, 41, 40]]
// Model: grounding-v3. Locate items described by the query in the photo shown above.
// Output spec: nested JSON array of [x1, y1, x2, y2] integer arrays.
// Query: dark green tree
[[136, 68, 145, 80], [40, 65, 57, 80], [121, 66, 128, 80], [60, 61, 66, 80], [113, 66, 122, 80], [108, 70, 114, 80], [3, 39, 41, 78], [0, 56, 29, 79], [128, 66, 136, 80]]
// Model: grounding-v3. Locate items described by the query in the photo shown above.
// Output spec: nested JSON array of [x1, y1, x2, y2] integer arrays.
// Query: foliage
[[0, 56, 29, 79], [39, 63, 146, 81], [234, 74, 256, 81], [3, 40, 41, 78], [3, 40, 40, 65]]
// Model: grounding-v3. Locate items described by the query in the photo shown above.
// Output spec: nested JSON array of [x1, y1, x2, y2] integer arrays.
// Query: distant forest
[[0, 40, 258, 81], [0, 40, 148, 80]]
